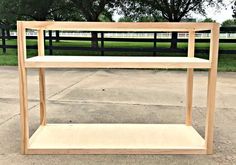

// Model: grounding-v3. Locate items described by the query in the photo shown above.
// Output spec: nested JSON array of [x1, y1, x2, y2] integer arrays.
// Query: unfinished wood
[[27, 124, 206, 154], [20, 21, 216, 32], [205, 24, 220, 154], [27, 149, 206, 155], [37, 29, 46, 125], [187, 31, 195, 58], [25, 56, 211, 69], [17, 21, 29, 154], [186, 31, 195, 126], [17, 21, 219, 155]]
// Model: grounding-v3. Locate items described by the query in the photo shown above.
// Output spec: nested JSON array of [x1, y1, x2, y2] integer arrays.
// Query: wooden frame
[[18, 21, 219, 155]]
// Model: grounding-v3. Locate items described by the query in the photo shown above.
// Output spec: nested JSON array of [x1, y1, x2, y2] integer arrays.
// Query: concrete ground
[[0, 66, 235, 165]]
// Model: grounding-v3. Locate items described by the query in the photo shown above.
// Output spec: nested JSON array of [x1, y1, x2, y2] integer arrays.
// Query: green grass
[[0, 39, 236, 71]]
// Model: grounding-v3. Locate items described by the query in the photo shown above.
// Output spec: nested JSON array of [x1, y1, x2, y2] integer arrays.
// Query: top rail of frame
[[18, 21, 219, 32]]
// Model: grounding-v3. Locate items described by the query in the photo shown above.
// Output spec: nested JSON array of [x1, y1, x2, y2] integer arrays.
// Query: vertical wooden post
[[205, 24, 219, 154], [186, 31, 195, 126], [37, 29, 46, 125], [17, 21, 29, 154]]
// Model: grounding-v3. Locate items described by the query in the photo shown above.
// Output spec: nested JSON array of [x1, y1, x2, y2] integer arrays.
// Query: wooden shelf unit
[[18, 21, 220, 155]]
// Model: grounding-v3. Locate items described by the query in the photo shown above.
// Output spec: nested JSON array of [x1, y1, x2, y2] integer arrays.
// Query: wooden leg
[[205, 68, 217, 154], [39, 68, 46, 125], [186, 68, 194, 125], [19, 67, 29, 154]]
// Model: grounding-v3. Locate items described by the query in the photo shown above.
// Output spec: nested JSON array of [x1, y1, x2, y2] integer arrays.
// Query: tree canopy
[[0, 0, 19, 25], [201, 18, 216, 22], [71, 0, 115, 21], [0, 0, 225, 24], [222, 19, 236, 27], [233, 1, 236, 19], [18, 0, 71, 21], [0, 0, 226, 48], [117, 0, 223, 22]]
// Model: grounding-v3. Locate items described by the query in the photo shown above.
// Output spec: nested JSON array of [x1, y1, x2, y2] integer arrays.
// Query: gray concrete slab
[[0, 66, 235, 165]]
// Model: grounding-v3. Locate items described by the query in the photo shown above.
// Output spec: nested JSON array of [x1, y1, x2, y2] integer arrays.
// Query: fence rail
[[1, 25, 236, 56]]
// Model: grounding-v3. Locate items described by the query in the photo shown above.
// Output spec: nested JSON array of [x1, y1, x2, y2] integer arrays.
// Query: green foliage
[[71, 0, 115, 21], [116, 0, 224, 22], [0, 0, 19, 25], [0, 0, 225, 25], [221, 19, 236, 27], [98, 10, 114, 22], [18, 0, 72, 21], [201, 18, 216, 22], [48, 2, 83, 21], [20, 0, 54, 20], [70, 0, 116, 48], [118, 17, 133, 22], [0, 0, 77, 24], [118, 15, 157, 22]]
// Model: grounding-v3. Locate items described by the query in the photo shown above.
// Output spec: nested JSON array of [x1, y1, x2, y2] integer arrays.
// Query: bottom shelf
[[27, 124, 206, 154]]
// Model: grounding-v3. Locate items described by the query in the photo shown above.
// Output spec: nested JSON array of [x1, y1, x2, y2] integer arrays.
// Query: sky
[[113, 0, 235, 23], [193, 0, 234, 23]]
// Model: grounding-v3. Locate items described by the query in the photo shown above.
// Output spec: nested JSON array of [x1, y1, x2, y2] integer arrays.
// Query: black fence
[[1, 25, 236, 56]]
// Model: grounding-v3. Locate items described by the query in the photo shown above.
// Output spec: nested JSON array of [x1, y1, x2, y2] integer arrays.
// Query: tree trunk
[[170, 32, 178, 49], [91, 32, 98, 48], [56, 30, 60, 42]]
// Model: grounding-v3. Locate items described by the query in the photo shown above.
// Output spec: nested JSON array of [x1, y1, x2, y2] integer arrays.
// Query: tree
[[18, 0, 69, 21], [233, 1, 236, 19], [17, 0, 73, 43], [98, 10, 114, 22], [49, 2, 84, 42], [115, 0, 162, 22], [0, 0, 19, 25], [118, 14, 164, 22], [221, 19, 236, 27], [117, 0, 223, 48], [0, 0, 19, 38], [118, 17, 133, 22], [201, 18, 216, 22], [71, 0, 115, 47]]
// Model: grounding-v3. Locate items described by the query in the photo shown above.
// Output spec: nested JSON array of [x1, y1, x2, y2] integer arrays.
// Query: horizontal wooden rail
[[21, 21, 216, 32]]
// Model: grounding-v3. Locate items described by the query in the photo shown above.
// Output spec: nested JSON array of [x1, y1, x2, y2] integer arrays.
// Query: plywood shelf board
[[29, 124, 205, 150], [25, 56, 211, 68]]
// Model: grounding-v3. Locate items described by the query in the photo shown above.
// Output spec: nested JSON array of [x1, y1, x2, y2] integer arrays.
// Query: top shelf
[[19, 21, 218, 32]]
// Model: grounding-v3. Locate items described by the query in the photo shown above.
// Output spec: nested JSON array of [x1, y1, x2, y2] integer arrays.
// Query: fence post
[[49, 30, 53, 55], [153, 32, 157, 56], [101, 32, 104, 56], [6, 28, 10, 40], [43, 31, 46, 51], [56, 30, 60, 42], [1, 28, 6, 54]]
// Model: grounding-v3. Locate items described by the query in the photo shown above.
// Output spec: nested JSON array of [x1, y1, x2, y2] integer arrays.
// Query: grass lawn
[[0, 39, 236, 71]]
